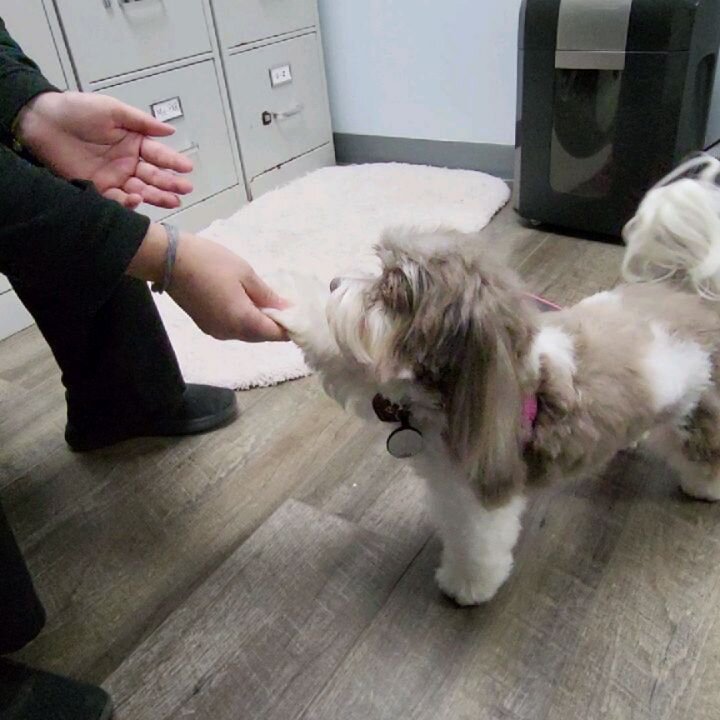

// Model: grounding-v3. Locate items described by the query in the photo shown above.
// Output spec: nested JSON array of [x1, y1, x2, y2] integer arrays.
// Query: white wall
[[317, 0, 523, 146]]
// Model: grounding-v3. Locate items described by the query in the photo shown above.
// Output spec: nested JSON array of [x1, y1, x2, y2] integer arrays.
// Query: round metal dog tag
[[386, 427, 424, 458]]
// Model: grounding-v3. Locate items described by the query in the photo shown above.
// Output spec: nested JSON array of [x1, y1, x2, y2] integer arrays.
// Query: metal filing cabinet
[[212, 0, 317, 50], [211, 0, 335, 198], [226, 32, 333, 190], [0, 0, 73, 90], [102, 60, 239, 223], [54, 0, 213, 86], [51, 0, 246, 231]]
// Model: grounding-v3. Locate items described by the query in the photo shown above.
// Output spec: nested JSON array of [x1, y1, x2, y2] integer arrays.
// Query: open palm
[[17, 91, 194, 210]]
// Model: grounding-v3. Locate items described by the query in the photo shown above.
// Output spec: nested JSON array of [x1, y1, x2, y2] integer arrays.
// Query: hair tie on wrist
[[151, 223, 180, 294]]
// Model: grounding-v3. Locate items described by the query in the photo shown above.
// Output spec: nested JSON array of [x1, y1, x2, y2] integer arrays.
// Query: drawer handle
[[115, 0, 163, 8], [272, 104, 304, 121], [104, 0, 160, 9], [178, 142, 200, 156]]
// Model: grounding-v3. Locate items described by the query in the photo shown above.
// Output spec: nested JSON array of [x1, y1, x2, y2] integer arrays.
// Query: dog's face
[[327, 233, 483, 383], [324, 230, 537, 505]]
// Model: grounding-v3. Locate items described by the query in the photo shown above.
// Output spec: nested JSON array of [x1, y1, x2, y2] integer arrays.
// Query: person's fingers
[[124, 178, 181, 209], [140, 138, 194, 174], [111, 100, 176, 138], [103, 188, 127, 205], [243, 270, 290, 311], [136, 161, 193, 195], [234, 307, 289, 342], [125, 194, 143, 210], [103, 188, 143, 209]]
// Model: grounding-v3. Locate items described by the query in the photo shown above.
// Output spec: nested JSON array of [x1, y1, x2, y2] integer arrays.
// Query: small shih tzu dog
[[267, 155, 720, 606]]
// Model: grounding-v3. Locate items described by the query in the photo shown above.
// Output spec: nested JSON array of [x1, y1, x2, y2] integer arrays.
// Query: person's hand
[[128, 224, 288, 342], [170, 234, 289, 342], [15, 91, 193, 210]]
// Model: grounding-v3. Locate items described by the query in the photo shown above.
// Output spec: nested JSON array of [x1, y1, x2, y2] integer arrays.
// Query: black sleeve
[[0, 17, 59, 145], [0, 18, 152, 314], [0, 145, 151, 314]]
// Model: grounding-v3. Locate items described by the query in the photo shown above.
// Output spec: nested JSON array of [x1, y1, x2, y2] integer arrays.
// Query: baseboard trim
[[333, 133, 514, 179]]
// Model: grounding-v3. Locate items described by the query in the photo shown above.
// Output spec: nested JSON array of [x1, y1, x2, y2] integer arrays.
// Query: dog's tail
[[622, 154, 720, 300]]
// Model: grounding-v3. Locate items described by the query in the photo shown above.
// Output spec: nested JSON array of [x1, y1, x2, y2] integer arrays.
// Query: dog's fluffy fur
[[268, 157, 720, 605]]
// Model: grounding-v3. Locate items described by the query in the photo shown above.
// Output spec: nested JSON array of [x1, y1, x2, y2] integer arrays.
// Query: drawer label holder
[[269, 64, 293, 88], [150, 96, 184, 123]]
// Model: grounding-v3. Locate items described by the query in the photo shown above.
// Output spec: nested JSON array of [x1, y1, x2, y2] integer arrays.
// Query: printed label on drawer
[[150, 97, 184, 123], [269, 64, 293, 87]]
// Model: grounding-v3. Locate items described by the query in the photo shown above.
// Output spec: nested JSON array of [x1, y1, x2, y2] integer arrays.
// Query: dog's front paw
[[435, 560, 511, 606], [262, 273, 330, 342]]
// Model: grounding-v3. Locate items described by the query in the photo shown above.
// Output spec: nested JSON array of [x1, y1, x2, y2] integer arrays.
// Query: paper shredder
[[514, 0, 720, 237]]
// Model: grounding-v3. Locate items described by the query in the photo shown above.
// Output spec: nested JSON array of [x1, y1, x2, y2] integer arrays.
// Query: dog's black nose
[[330, 277, 341, 292]]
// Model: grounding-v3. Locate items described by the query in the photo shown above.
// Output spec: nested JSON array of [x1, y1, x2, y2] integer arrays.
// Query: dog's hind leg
[[650, 392, 720, 501], [425, 475, 526, 605], [676, 391, 720, 501]]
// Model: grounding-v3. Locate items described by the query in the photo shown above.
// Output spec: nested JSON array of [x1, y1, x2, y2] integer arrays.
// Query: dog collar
[[372, 394, 424, 458], [373, 393, 538, 457]]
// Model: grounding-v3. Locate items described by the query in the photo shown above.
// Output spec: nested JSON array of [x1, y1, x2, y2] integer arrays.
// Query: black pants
[[0, 276, 185, 654]]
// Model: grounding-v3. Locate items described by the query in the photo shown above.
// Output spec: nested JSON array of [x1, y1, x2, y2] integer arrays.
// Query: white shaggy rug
[[155, 163, 510, 389]]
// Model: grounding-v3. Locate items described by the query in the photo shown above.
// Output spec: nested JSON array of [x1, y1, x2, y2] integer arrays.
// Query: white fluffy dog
[[267, 155, 720, 606]]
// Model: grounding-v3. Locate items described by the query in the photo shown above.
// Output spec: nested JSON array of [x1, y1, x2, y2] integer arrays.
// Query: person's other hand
[[15, 91, 193, 210], [128, 225, 288, 342]]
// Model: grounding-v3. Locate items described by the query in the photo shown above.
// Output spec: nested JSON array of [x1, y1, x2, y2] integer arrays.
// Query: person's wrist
[[126, 223, 171, 285], [13, 91, 64, 149]]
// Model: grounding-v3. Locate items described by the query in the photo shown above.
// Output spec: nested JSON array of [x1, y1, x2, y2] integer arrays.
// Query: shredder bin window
[[550, 68, 623, 197]]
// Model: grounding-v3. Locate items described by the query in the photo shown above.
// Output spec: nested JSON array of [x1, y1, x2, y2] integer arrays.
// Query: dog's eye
[[330, 277, 342, 292]]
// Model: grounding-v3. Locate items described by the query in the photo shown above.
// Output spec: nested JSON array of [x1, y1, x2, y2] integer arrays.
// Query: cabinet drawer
[[249, 142, 334, 198], [55, 0, 212, 85], [102, 61, 238, 222], [227, 33, 331, 180], [213, 0, 316, 48], [0, 0, 68, 89]]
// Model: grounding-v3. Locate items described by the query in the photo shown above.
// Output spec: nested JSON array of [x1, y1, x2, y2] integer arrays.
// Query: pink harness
[[522, 291, 558, 439], [522, 394, 539, 443]]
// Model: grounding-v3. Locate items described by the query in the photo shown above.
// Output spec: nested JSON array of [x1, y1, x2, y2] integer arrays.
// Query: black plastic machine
[[514, 0, 720, 237]]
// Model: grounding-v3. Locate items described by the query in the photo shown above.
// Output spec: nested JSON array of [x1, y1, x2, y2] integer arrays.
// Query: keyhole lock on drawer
[[261, 111, 272, 126]]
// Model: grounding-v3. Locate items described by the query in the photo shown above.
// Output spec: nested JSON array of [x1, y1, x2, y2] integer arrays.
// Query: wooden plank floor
[[3, 206, 719, 719]]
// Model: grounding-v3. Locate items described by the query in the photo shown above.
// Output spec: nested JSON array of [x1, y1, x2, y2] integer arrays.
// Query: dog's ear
[[443, 288, 531, 507], [377, 266, 414, 314], [370, 264, 419, 383]]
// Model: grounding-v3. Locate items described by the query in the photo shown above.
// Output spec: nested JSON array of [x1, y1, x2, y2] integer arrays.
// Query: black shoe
[[0, 659, 112, 720], [65, 384, 238, 452]]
